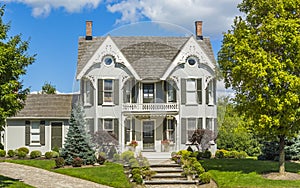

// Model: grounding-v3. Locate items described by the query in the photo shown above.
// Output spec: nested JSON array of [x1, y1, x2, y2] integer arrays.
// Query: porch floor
[[141, 152, 172, 164]]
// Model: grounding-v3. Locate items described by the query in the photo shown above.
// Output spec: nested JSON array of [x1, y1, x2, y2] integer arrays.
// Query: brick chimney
[[195, 21, 203, 40], [85, 21, 93, 40]]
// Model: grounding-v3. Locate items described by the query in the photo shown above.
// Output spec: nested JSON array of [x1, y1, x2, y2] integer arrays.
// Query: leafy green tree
[[61, 104, 96, 165], [217, 97, 261, 156], [0, 5, 35, 130], [218, 0, 300, 173], [41, 82, 56, 94]]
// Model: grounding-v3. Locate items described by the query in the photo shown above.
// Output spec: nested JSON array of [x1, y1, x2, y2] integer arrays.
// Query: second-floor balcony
[[122, 103, 179, 112]]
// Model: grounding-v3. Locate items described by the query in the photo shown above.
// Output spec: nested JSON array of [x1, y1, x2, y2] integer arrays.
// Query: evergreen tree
[[61, 104, 96, 165]]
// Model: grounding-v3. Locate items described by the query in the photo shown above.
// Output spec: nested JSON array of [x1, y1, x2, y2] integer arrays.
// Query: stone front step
[[150, 168, 183, 173], [153, 173, 184, 179], [150, 163, 180, 168], [144, 180, 198, 185]]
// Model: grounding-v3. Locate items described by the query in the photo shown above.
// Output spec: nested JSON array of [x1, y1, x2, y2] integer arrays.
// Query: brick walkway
[[0, 162, 112, 188]]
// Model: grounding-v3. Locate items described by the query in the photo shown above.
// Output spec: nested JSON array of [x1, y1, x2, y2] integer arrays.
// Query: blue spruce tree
[[61, 103, 96, 165]]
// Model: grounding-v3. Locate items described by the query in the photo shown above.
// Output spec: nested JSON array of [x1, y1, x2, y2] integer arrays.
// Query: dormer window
[[103, 56, 114, 66], [186, 56, 198, 66]]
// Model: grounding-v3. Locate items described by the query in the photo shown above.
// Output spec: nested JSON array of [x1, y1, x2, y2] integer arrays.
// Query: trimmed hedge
[[215, 149, 248, 159], [30, 150, 42, 159], [0, 149, 6, 157]]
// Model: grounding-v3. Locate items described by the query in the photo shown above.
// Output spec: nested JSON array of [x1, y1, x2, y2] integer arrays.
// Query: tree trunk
[[279, 135, 285, 174]]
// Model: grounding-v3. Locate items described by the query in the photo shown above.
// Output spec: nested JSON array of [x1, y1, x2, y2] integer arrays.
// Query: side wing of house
[[4, 94, 76, 154]]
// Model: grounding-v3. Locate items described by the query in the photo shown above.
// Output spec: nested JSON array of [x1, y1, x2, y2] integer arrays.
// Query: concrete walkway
[[0, 162, 112, 188]]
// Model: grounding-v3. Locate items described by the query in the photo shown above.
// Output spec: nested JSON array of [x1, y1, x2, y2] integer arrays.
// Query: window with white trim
[[167, 82, 176, 103], [125, 119, 135, 144], [124, 80, 132, 103], [103, 119, 114, 134], [104, 79, 113, 103], [84, 80, 91, 105], [166, 119, 175, 142], [143, 83, 154, 103], [31, 121, 40, 144], [206, 118, 213, 130], [186, 79, 196, 104], [208, 80, 214, 105]]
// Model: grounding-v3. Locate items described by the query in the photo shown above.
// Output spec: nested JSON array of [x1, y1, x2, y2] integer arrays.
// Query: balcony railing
[[122, 103, 179, 112]]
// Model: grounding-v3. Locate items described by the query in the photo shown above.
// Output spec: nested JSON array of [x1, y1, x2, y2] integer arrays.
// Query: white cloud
[[107, 0, 242, 39], [3, 0, 102, 17]]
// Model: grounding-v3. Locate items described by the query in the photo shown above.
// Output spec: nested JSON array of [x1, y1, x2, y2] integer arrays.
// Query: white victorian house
[[77, 21, 217, 152], [2, 21, 217, 154]]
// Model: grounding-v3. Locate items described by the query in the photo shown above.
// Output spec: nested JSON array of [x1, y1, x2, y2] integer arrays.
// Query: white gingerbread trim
[[162, 36, 216, 80], [76, 35, 140, 80]]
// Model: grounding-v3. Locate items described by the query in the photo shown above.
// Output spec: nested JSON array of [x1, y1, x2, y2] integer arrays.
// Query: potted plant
[[128, 140, 138, 151], [161, 139, 170, 152]]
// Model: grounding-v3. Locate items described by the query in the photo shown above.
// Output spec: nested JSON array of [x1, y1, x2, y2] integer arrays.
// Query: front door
[[143, 120, 155, 150], [51, 122, 62, 149]]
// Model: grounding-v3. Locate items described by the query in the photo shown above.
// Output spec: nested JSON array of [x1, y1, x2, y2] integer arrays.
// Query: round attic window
[[187, 56, 198, 66], [103, 56, 114, 66]]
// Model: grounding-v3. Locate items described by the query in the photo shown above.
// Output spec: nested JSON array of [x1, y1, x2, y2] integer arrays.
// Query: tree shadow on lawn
[[0, 175, 30, 187], [200, 159, 300, 174]]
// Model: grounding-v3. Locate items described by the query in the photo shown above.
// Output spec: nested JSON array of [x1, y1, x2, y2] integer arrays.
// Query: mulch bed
[[263, 172, 300, 180]]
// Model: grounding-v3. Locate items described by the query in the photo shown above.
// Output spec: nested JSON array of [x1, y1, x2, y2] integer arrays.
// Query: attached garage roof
[[9, 94, 78, 119]]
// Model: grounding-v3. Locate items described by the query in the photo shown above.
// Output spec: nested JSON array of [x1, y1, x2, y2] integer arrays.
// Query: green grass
[[0, 175, 34, 188], [201, 159, 300, 188], [55, 163, 131, 188], [6, 160, 131, 188]]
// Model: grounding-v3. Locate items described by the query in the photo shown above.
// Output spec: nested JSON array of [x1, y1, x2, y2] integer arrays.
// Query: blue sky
[[1, 0, 241, 93]]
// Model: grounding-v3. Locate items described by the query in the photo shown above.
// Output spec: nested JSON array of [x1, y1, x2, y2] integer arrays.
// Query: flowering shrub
[[72, 157, 83, 167], [128, 140, 138, 148]]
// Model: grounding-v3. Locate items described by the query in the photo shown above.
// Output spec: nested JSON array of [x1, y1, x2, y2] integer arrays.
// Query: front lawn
[[6, 160, 130, 188], [201, 159, 300, 188]]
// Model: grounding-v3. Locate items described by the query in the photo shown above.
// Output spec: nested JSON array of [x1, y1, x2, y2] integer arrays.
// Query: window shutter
[[98, 79, 103, 105], [181, 118, 186, 144], [131, 80, 137, 103], [90, 81, 94, 106], [25, 122, 30, 146], [206, 81, 209, 105], [163, 118, 167, 140], [98, 119, 103, 131], [214, 118, 218, 134], [123, 80, 128, 103], [181, 79, 186, 104], [156, 81, 165, 103], [197, 118, 203, 129], [132, 119, 136, 140], [213, 79, 217, 105], [114, 79, 119, 105], [80, 80, 84, 104], [114, 119, 119, 141], [197, 78, 202, 104], [88, 119, 94, 134], [40, 122, 45, 146], [124, 119, 129, 144]]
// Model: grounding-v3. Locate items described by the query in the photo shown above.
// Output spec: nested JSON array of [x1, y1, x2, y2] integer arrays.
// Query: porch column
[[121, 114, 127, 152], [174, 115, 180, 151]]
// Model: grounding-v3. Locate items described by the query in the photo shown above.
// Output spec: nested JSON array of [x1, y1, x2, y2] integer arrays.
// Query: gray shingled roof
[[76, 36, 216, 79], [11, 94, 77, 119]]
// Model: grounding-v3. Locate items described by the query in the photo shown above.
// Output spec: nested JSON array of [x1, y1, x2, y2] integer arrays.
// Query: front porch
[[122, 114, 179, 153]]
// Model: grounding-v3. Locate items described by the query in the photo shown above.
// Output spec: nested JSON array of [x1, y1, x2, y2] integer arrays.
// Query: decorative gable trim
[[162, 36, 216, 80], [76, 35, 140, 80]]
